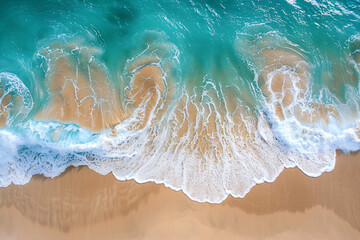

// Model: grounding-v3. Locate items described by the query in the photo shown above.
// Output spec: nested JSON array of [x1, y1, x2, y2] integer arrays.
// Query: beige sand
[[260, 49, 340, 125], [36, 50, 171, 133], [0, 91, 11, 127], [35, 46, 126, 132], [126, 64, 165, 130], [0, 150, 359, 240], [0, 90, 25, 128]]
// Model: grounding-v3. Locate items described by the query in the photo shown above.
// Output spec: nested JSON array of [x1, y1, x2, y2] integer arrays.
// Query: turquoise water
[[0, 0, 359, 202]]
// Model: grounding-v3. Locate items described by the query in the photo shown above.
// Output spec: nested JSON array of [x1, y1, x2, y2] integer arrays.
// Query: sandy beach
[[0, 0, 359, 239], [0, 150, 358, 240]]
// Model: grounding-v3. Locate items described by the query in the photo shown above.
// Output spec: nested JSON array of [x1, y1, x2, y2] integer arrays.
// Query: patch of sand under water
[[260, 49, 340, 127], [35, 44, 126, 132]]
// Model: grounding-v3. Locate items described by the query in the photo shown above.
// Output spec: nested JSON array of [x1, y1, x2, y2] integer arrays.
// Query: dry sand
[[0, 150, 359, 240]]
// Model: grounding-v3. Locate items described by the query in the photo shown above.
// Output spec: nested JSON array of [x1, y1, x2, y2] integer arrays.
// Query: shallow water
[[0, 0, 359, 202]]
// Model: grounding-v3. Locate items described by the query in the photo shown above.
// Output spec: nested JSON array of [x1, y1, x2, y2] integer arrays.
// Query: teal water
[[0, 0, 359, 202]]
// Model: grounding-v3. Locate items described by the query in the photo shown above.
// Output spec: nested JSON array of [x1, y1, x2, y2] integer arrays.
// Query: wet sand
[[0, 150, 359, 239]]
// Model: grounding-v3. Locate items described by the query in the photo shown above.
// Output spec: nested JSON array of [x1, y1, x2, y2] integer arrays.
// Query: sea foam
[[0, 13, 360, 203]]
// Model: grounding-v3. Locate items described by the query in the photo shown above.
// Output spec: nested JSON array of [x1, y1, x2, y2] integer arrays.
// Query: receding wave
[[0, 0, 359, 203]]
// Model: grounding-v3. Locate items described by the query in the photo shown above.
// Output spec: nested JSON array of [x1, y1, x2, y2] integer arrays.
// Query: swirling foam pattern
[[0, 0, 359, 202]]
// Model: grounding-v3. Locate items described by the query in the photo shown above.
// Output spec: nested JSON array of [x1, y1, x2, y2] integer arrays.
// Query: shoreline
[[0, 150, 359, 239]]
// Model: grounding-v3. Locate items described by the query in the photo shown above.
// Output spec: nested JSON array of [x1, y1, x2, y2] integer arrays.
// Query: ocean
[[0, 0, 359, 202]]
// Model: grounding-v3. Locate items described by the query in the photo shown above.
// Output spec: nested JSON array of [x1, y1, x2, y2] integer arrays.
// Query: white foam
[[0, 72, 33, 125], [0, 33, 360, 204]]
